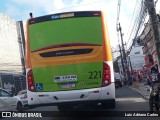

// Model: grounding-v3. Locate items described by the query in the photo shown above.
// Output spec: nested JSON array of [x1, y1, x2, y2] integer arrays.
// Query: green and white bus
[[25, 11, 115, 110]]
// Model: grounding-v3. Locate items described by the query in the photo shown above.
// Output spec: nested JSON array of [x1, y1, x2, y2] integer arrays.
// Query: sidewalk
[[127, 80, 150, 99]]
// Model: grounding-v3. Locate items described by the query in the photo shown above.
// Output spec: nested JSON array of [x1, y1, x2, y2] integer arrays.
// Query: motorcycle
[[152, 89, 160, 111], [149, 83, 160, 111], [115, 83, 119, 88]]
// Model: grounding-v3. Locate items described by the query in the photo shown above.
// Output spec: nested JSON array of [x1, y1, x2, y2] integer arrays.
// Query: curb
[[125, 85, 149, 100]]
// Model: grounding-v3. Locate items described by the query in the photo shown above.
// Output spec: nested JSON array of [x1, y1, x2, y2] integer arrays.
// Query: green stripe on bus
[[32, 62, 103, 91]]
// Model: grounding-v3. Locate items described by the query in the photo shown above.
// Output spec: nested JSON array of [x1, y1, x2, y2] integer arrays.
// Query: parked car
[[14, 89, 28, 111], [114, 72, 123, 88], [0, 88, 17, 111]]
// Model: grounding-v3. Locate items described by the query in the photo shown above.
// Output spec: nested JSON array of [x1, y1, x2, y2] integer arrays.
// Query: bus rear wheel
[[110, 100, 115, 108], [17, 102, 24, 112], [155, 104, 159, 111], [58, 105, 74, 111], [102, 99, 115, 109]]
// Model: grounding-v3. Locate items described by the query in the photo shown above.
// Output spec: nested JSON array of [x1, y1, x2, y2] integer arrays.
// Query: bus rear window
[[29, 12, 102, 52]]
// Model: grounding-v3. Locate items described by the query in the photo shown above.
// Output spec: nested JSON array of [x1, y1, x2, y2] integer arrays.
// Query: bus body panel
[[32, 62, 103, 91], [30, 46, 103, 68], [27, 60, 115, 105], [31, 46, 103, 92], [30, 45, 103, 91]]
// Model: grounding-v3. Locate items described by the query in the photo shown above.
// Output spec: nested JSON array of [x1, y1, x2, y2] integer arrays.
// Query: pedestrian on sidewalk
[[148, 65, 160, 112], [138, 74, 141, 82], [128, 75, 132, 86]]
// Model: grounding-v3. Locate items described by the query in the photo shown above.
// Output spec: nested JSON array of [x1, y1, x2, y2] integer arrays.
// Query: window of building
[[134, 51, 140, 54]]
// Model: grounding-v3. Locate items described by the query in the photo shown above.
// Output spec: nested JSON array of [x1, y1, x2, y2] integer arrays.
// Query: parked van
[[114, 72, 122, 88]]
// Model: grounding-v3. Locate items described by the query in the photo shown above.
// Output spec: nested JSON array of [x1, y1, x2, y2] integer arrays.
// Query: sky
[[0, 0, 146, 57]]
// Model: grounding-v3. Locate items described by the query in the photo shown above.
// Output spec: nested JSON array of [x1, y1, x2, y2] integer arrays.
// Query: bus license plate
[[54, 75, 77, 82], [60, 83, 75, 88]]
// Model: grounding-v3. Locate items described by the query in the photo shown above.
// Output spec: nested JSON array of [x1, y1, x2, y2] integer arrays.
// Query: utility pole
[[118, 23, 130, 80], [119, 45, 125, 75], [145, 0, 160, 70], [128, 55, 133, 75], [16, 21, 26, 75]]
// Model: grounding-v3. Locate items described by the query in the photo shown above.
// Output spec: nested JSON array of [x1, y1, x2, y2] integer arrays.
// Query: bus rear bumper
[[29, 99, 115, 109], [27, 83, 115, 106]]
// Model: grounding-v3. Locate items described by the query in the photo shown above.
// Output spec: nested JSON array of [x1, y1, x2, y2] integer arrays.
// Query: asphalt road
[[2, 86, 159, 120]]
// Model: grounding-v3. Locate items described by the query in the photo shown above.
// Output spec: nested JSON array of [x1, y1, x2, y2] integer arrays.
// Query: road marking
[[116, 98, 147, 102]]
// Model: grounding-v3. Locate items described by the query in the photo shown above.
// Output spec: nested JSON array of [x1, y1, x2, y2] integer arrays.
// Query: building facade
[[0, 13, 26, 93], [0, 13, 22, 73], [117, 41, 145, 79], [140, 18, 160, 69]]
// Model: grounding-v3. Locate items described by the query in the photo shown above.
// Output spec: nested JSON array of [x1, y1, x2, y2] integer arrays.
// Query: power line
[[155, 0, 159, 4], [117, 0, 121, 23], [126, 0, 139, 40], [126, 0, 142, 47], [129, 0, 146, 51], [127, 0, 146, 49]]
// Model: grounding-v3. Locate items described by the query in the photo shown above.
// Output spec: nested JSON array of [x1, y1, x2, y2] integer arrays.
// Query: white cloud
[[5, 3, 22, 19], [70, 0, 81, 4], [4, 0, 65, 19]]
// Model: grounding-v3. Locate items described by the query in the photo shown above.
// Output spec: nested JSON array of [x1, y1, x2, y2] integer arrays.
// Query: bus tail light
[[102, 63, 111, 87], [27, 69, 36, 92]]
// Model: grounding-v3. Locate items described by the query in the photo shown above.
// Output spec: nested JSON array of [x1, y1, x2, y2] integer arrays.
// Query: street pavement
[[127, 80, 150, 99]]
